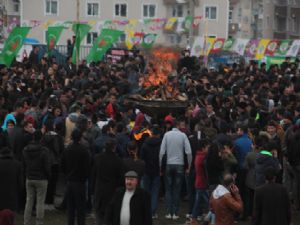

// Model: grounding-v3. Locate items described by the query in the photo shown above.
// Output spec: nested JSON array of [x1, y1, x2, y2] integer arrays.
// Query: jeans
[[164, 164, 184, 215], [24, 179, 48, 225], [192, 188, 209, 219], [143, 175, 160, 216], [185, 169, 196, 214], [67, 181, 86, 225]]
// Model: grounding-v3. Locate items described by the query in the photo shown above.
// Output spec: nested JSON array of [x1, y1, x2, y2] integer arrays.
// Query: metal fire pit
[[131, 99, 189, 117]]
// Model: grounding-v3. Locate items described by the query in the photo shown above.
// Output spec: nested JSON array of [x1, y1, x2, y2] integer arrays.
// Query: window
[[14, 3, 19, 13], [205, 6, 217, 20], [87, 2, 99, 16], [169, 34, 182, 45], [45, 0, 58, 15], [143, 4, 156, 18], [115, 4, 127, 17], [86, 32, 98, 45], [172, 4, 184, 17], [229, 7, 233, 23]]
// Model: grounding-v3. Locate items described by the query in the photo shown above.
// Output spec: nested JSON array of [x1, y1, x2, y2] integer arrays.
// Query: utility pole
[[76, 0, 80, 70]]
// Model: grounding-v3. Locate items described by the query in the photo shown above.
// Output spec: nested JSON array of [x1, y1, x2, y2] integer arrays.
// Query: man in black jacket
[[104, 171, 152, 225], [23, 130, 51, 225], [61, 129, 90, 225], [253, 167, 291, 225]]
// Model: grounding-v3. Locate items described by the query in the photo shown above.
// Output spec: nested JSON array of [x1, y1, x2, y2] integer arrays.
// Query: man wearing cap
[[104, 171, 152, 225]]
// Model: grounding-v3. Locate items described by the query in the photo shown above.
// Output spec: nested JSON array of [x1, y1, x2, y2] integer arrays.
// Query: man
[[104, 171, 152, 225], [61, 129, 90, 225], [23, 130, 50, 225], [159, 119, 192, 220], [92, 139, 124, 225], [210, 174, 243, 225], [253, 167, 291, 225]]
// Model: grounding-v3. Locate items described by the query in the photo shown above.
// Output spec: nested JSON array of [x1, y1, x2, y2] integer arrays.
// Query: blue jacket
[[234, 134, 253, 169]]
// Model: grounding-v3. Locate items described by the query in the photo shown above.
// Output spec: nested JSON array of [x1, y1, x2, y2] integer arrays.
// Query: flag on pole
[[223, 38, 235, 51], [264, 40, 279, 56], [286, 39, 300, 57], [204, 37, 216, 56], [131, 32, 145, 45], [0, 26, 31, 67], [191, 36, 205, 57], [192, 16, 202, 28], [245, 39, 259, 58], [255, 39, 270, 60], [87, 29, 123, 63], [210, 38, 225, 54], [164, 17, 177, 30], [232, 38, 249, 56], [47, 26, 64, 53], [276, 40, 290, 56], [142, 33, 157, 48], [184, 16, 193, 31], [125, 29, 135, 50], [72, 23, 91, 64]]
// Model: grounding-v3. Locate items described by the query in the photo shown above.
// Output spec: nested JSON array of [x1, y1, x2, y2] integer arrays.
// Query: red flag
[[264, 40, 280, 56]]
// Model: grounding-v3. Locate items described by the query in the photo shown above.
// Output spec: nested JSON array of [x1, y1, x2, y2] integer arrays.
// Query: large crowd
[[0, 45, 299, 225]]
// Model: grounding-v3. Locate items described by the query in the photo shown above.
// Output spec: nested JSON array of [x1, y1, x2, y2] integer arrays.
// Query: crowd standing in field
[[0, 46, 299, 225]]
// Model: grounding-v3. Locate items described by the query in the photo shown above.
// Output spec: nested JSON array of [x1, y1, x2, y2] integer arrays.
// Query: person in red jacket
[[190, 139, 210, 224]]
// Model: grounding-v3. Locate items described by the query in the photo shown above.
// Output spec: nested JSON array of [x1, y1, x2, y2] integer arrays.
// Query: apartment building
[[21, 0, 229, 47], [0, 0, 20, 40], [229, 0, 300, 39]]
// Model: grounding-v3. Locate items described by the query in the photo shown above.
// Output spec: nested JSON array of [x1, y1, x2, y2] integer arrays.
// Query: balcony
[[274, 0, 288, 6]]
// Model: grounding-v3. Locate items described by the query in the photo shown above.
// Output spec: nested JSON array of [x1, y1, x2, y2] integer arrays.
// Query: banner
[[72, 23, 91, 64], [223, 38, 235, 51], [286, 39, 300, 57], [245, 39, 259, 58], [191, 36, 205, 57], [265, 56, 296, 70], [184, 16, 193, 31], [203, 37, 216, 56], [264, 40, 279, 56], [47, 26, 64, 53], [232, 38, 249, 56], [256, 39, 270, 60], [276, 40, 290, 56], [193, 16, 202, 28], [210, 38, 225, 54], [125, 29, 135, 50], [87, 29, 123, 63], [0, 26, 31, 67], [132, 32, 144, 45], [142, 33, 157, 48], [164, 17, 177, 30]]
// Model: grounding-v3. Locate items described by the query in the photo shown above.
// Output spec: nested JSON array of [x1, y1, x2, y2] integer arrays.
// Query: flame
[[143, 48, 179, 87]]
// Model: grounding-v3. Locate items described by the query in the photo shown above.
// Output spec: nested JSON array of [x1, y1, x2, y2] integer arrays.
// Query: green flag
[[0, 26, 31, 67], [223, 38, 235, 51], [184, 16, 193, 31], [276, 40, 290, 56], [72, 23, 92, 64], [142, 33, 157, 49], [47, 26, 64, 53], [87, 29, 123, 63]]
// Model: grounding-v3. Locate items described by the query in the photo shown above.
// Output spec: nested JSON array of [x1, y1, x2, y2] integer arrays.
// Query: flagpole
[[76, 0, 80, 70]]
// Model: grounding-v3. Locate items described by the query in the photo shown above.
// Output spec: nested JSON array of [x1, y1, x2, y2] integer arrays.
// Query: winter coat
[[255, 151, 280, 187], [92, 151, 124, 216], [140, 136, 161, 178], [23, 142, 51, 180], [287, 128, 300, 167], [42, 131, 64, 165], [105, 187, 152, 225], [253, 182, 291, 225], [244, 151, 257, 190], [0, 150, 22, 211], [210, 185, 243, 225]]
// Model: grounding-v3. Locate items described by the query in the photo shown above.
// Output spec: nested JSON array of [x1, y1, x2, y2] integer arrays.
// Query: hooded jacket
[[23, 142, 51, 180], [255, 151, 280, 187], [210, 185, 243, 225]]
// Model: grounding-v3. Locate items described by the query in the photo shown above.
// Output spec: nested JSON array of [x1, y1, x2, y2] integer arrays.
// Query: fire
[[143, 48, 179, 87]]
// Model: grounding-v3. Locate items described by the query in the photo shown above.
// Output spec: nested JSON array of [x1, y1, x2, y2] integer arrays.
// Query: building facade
[[21, 0, 229, 48], [0, 0, 20, 41]]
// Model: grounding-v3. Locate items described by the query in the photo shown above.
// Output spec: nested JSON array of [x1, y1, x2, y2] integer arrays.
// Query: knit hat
[[125, 171, 138, 178]]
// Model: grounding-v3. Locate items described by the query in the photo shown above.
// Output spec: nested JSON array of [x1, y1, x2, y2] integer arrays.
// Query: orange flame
[[143, 48, 179, 87]]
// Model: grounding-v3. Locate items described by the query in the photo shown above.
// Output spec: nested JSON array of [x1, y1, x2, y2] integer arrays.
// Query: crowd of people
[[0, 45, 299, 225]]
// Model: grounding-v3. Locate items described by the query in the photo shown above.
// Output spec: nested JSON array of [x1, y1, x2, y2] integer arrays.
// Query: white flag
[[232, 38, 249, 56], [286, 39, 300, 57]]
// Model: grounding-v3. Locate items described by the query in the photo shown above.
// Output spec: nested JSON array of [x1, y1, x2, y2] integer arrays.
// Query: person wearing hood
[[210, 174, 243, 225], [23, 130, 51, 225], [64, 105, 81, 147], [255, 141, 280, 187], [0, 147, 22, 221], [140, 126, 162, 219]]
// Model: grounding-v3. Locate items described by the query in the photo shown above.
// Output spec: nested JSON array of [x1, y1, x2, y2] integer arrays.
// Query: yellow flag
[[125, 29, 135, 50], [256, 39, 270, 60], [203, 37, 216, 56], [164, 17, 177, 30]]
